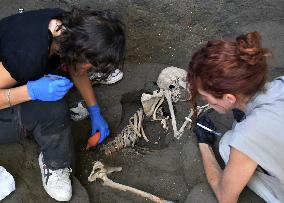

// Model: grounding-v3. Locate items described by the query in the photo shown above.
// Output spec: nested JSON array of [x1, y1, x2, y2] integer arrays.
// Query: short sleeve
[[229, 105, 284, 178], [1, 48, 48, 84], [0, 8, 64, 85]]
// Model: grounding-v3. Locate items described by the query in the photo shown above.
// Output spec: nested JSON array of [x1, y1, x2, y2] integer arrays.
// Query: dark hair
[[55, 8, 126, 75], [187, 32, 269, 111]]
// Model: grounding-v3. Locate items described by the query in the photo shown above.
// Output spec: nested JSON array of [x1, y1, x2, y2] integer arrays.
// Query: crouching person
[[0, 7, 125, 201], [187, 32, 284, 203]]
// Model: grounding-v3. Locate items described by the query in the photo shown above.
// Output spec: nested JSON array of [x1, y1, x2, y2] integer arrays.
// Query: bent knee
[[21, 100, 70, 125]]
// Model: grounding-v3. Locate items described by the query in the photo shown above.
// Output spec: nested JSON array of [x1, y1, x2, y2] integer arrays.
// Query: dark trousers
[[0, 100, 73, 170]]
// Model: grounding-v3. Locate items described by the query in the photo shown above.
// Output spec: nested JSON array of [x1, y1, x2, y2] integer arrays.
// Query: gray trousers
[[219, 131, 284, 203], [0, 100, 73, 170]]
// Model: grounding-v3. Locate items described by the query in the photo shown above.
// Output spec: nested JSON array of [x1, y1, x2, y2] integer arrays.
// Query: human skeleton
[[91, 67, 211, 202], [102, 66, 210, 155]]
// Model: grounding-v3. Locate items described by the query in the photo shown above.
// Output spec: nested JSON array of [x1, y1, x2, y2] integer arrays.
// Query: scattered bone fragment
[[70, 101, 89, 121], [88, 161, 174, 203]]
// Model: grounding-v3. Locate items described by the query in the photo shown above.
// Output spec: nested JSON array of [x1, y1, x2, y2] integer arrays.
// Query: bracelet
[[6, 89, 12, 107]]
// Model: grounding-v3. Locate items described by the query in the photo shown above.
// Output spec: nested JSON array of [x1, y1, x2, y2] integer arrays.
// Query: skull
[[157, 66, 188, 102]]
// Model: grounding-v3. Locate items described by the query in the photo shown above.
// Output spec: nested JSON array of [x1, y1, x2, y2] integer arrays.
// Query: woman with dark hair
[[0, 8, 125, 201], [187, 32, 284, 203]]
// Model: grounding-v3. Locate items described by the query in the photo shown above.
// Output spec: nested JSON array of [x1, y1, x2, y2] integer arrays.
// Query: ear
[[224, 94, 236, 104]]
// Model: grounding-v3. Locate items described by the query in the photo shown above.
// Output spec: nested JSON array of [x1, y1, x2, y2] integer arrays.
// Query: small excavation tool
[[185, 117, 222, 137]]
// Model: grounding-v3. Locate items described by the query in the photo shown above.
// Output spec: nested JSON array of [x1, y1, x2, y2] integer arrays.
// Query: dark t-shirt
[[0, 8, 63, 85]]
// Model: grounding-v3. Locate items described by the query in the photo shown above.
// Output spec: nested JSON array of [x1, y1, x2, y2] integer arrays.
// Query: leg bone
[[164, 90, 179, 138], [88, 161, 174, 203]]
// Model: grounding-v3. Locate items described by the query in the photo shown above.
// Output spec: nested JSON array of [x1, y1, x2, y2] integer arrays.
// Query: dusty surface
[[1, 0, 284, 202]]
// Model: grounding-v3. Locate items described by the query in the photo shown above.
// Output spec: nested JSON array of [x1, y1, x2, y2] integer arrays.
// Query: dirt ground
[[1, 0, 284, 202]]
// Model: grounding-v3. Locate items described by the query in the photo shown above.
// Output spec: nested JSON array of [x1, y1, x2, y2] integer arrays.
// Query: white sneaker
[[69, 101, 89, 121], [88, 68, 123, 85], [38, 153, 72, 201], [0, 166, 15, 201]]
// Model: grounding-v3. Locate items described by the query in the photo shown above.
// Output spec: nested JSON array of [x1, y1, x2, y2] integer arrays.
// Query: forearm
[[70, 72, 97, 106], [199, 143, 225, 202], [0, 85, 31, 109]]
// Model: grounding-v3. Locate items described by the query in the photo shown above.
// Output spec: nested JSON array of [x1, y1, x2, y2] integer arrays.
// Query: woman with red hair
[[187, 32, 284, 203]]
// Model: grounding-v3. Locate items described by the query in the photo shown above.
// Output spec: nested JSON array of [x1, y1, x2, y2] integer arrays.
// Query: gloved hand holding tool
[[88, 105, 110, 145], [27, 74, 73, 101], [193, 114, 219, 146], [86, 132, 100, 150]]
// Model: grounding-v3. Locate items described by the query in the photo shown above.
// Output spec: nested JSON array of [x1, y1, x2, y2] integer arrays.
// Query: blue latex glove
[[88, 105, 110, 144], [27, 74, 73, 101]]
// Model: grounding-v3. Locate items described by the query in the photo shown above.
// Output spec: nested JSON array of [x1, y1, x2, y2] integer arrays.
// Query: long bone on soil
[[164, 89, 211, 139], [164, 89, 189, 139], [88, 161, 174, 203], [164, 89, 179, 138]]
